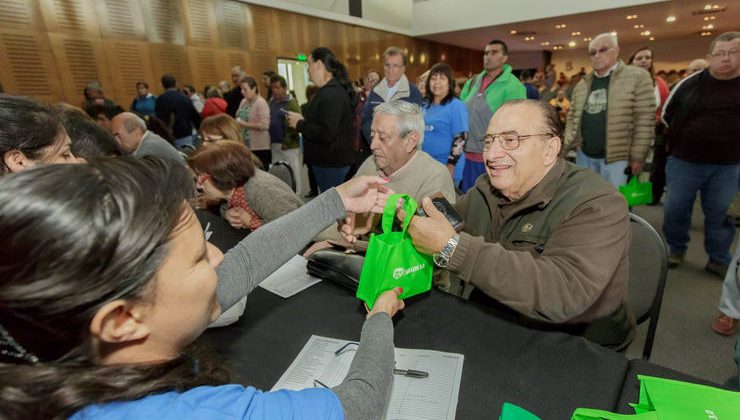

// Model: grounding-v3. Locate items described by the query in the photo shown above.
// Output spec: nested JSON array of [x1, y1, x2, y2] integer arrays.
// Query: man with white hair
[[565, 32, 655, 188], [356, 100, 455, 202], [686, 58, 709, 76], [110, 112, 184, 163]]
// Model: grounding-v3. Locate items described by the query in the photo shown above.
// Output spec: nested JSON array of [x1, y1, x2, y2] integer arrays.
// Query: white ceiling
[[418, 0, 739, 52]]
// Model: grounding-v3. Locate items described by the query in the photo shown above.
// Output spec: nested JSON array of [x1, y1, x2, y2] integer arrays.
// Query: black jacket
[[298, 79, 357, 167]]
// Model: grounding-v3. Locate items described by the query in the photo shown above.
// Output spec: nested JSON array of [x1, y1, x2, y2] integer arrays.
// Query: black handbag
[[306, 248, 364, 292]]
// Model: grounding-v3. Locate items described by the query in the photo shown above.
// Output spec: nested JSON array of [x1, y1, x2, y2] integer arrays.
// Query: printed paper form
[[258, 255, 321, 298], [272, 335, 464, 420]]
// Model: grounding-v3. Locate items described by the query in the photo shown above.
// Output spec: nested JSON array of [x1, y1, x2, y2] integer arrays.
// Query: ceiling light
[[649, 37, 655, 41], [666, 16, 676, 22], [640, 30, 651, 36], [510, 30, 517, 34], [704, 4, 712, 10], [571, 31, 581, 36], [626, 14, 638, 20], [704, 16, 716, 21], [611, 31, 618, 36], [524, 36, 535, 41], [713, 4, 720, 9], [584, 37, 592, 42], [568, 40, 577, 48], [633, 24, 644, 29], [701, 31, 713, 36], [540, 41, 550, 46], [555, 24, 567, 29], [702, 24, 714, 29]]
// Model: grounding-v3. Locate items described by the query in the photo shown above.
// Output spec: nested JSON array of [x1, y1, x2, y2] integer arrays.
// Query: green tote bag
[[571, 375, 740, 420], [619, 176, 653, 207], [357, 194, 433, 309]]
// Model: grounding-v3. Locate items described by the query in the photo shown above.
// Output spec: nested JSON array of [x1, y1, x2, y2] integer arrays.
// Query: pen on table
[[393, 368, 429, 378], [313, 379, 330, 388]]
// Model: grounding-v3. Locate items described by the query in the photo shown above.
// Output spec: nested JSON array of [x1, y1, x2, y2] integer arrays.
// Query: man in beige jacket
[[565, 33, 655, 188]]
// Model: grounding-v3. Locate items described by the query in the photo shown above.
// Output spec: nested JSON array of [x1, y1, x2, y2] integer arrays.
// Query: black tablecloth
[[201, 281, 630, 419]]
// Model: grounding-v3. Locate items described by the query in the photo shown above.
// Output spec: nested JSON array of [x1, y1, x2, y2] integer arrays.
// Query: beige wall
[[0, 0, 482, 107]]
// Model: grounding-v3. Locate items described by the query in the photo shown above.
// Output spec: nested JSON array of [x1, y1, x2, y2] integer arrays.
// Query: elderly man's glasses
[[709, 49, 738, 59], [482, 131, 552, 151], [588, 46, 613, 57]]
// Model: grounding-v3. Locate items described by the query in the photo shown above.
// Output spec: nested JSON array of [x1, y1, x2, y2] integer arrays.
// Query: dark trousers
[[253, 150, 272, 168], [306, 164, 318, 194], [650, 134, 667, 204]]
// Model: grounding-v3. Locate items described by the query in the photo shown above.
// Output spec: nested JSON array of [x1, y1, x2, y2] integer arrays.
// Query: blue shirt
[[423, 98, 469, 183], [70, 385, 344, 420], [131, 94, 157, 117]]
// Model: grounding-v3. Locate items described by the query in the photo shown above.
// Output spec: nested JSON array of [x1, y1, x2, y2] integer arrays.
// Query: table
[[201, 281, 632, 419]]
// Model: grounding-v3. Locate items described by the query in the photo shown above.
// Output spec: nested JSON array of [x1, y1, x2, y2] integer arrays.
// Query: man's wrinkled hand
[[403, 197, 457, 255]]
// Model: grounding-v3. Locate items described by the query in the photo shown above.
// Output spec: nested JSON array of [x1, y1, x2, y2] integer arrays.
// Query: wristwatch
[[433, 234, 460, 268]]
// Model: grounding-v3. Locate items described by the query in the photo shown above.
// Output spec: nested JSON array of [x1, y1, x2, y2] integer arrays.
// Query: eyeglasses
[[588, 46, 613, 57], [708, 49, 738, 59], [196, 173, 211, 185], [482, 131, 552, 151], [384, 63, 405, 70]]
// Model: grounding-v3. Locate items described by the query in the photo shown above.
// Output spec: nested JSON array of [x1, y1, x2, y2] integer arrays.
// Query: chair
[[269, 160, 296, 192], [627, 213, 668, 361]]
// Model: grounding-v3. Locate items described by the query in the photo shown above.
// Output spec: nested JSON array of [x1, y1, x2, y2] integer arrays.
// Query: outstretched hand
[[366, 287, 405, 319], [335, 175, 390, 214]]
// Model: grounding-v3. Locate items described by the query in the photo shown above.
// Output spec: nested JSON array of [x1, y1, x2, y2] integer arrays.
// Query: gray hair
[[709, 31, 740, 54], [373, 100, 425, 148], [589, 32, 619, 50], [121, 113, 146, 134], [383, 46, 408, 66]]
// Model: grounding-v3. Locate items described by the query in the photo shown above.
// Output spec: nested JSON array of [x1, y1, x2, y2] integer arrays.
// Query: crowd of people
[[0, 28, 737, 418]]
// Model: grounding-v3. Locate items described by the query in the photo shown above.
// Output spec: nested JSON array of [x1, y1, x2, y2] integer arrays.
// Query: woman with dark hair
[[422, 63, 469, 185], [0, 156, 401, 419], [235, 75, 271, 165], [188, 141, 302, 230], [628, 46, 670, 204], [130, 81, 157, 117], [57, 103, 122, 159], [286, 47, 358, 192], [0, 96, 81, 174]]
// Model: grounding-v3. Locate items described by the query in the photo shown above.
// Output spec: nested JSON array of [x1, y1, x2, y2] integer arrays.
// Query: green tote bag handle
[[381, 194, 418, 235]]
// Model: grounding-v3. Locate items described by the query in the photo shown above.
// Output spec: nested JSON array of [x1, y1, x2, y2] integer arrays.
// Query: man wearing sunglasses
[[565, 32, 655, 189], [404, 99, 634, 350]]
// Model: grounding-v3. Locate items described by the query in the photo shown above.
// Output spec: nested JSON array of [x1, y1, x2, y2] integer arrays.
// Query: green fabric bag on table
[[619, 176, 652, 207], [357, 194, 433, 309], [571, 375, 740, 420]]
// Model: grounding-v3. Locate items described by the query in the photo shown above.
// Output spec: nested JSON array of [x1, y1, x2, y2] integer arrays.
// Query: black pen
[[393, 368, 429, 378]]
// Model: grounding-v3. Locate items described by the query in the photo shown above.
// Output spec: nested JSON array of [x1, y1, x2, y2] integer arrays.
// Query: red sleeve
[[656, 77, 670, 117]]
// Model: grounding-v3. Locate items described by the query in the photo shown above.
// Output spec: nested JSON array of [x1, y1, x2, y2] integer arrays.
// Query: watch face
[[433, 253, 448, 268]]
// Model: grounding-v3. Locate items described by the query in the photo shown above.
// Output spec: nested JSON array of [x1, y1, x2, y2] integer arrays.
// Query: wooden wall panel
[[39, 0, 99, 35], [96, 0, 146, 40], [184, 0, 216, 46], [0, 28, 62, 102], [247, 4, 273, 52], [103, 39, 154, 102], [149, 42, 192, 85], [48, 33, 112, 105], [0, 0, 46, 31], [141, 0, 185, 45], [188, 47, 219, 88], [0, 0, 482, 105], [216, 0, 247, 50]]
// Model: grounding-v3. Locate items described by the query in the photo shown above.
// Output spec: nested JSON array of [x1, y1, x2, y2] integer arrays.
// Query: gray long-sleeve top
[[215, 188, 394, 420]]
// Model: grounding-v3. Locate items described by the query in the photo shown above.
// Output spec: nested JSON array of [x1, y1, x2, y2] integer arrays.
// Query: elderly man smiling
[[404, 99, 635, 349]]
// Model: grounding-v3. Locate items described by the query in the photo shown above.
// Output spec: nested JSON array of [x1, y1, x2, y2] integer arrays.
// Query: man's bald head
[[687, 58, 709, 75], [111, 112, 146, 153]]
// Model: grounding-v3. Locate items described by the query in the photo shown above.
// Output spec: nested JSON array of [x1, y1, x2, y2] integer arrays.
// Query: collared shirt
[[380, 151, 418, 178], [594, 62, 619, 78]]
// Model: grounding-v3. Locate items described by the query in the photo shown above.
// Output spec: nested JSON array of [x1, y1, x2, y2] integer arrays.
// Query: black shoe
[[304, 191, 318, 198], [705, 259, 729, 278]]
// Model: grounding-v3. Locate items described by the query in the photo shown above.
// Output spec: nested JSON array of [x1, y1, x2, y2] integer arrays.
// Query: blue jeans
[[576, 149, 628, 189], [174, 135, 195, 151], [663, 156, 740, 264], [313, 165, 350, 193]]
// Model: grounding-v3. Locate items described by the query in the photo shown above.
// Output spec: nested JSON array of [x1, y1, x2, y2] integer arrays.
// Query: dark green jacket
[[449, 159, 635, 348]]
